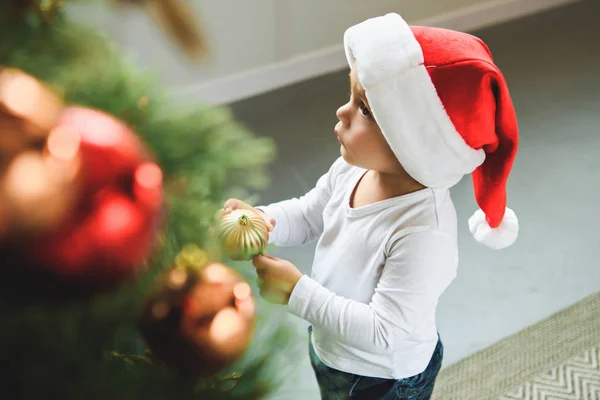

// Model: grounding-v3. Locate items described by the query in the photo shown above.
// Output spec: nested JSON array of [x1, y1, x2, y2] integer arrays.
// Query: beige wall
[[284, 0, 487, 57], [66, 0, 578, 103], [71, 1, 279, 87], [75, 0, 488, 84]]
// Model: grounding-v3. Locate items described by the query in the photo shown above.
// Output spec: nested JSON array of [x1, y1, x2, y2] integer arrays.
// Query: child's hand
[[252, 254, 303, 305], [222, 198, 276, 232]]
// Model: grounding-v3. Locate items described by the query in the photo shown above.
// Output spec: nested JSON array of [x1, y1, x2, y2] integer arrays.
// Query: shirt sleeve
[[256, 157, 344, 247], [287, 230, 458, 352]]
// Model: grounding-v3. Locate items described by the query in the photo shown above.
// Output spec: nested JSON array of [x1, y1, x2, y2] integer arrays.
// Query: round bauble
[[218, 209, 269, 261], [140, 247, 256, 377], [4, 106, 165, 291]]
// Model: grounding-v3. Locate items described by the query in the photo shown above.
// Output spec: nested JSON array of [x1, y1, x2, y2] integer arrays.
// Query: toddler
[[224, 12, 519, 400]]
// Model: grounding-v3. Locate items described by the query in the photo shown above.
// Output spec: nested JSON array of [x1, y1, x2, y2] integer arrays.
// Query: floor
[[229, 1, 600, 398]]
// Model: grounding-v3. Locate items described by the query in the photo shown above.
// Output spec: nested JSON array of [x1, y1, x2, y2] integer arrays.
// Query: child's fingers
[[254, 262, 267, 277], [265, 216, 276, 231], [223, 198, 251, 213], [252, 257, 267, 275], [252, 254, 277, 269]]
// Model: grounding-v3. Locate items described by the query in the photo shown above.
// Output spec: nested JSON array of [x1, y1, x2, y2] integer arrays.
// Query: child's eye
[[359, 103, 371, 118]]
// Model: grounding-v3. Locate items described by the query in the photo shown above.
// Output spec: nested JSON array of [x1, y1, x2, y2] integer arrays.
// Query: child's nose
[[336, 102, 351, 124]]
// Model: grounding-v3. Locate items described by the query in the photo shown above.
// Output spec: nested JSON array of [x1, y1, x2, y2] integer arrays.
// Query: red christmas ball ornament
[[54, 107, 149, 191], [29, 106, 165, 285]]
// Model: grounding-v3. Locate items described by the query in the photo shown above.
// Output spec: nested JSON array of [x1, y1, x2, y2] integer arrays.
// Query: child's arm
[[287, 230, 457, 352], [256, 158, 344, 247]]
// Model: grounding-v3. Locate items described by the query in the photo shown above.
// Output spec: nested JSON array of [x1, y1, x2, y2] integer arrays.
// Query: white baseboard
[[174, 0, 581, 106]]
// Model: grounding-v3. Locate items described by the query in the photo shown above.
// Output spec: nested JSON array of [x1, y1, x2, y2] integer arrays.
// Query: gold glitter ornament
[[218, 209, 269, 261]]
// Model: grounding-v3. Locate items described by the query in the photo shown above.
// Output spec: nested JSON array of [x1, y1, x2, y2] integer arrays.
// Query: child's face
[[335, 67, 403, 174]]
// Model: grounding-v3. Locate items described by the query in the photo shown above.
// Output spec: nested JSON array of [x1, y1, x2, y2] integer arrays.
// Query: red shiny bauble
[[29, 107, 165, 286]]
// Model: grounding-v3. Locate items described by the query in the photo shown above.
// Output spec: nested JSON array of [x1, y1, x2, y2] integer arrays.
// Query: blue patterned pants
[[308, 326, 443, 400]]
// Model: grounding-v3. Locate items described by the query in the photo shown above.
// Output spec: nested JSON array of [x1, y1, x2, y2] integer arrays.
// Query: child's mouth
[[334, 129, 342, 143]]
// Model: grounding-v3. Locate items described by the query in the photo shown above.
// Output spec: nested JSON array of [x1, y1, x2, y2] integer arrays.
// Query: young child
[[223, 12, 519, 400]]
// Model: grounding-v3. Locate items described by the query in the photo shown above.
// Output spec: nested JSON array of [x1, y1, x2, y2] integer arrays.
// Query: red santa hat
[[344, 13, 519, 249]]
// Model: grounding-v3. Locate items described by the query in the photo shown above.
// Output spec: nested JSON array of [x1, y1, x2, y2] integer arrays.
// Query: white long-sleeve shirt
[[257, 157, 459, 379]]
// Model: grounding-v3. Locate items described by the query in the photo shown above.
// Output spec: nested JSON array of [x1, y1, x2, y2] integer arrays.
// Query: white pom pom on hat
[[343, 13, 519, 249], [469, 208, 518, 249]]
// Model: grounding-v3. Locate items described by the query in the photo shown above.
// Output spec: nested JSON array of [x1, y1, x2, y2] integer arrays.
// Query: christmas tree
[[0, 1, 296, 399]]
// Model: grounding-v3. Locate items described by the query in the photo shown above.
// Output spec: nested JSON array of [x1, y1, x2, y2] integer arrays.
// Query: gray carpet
[[433, 292, 600, 400]]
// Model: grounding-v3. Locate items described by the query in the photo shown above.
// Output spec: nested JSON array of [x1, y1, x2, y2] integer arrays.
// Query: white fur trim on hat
[[468, 208, 518, 249], [343, 13, 485, 189]]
